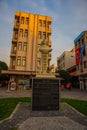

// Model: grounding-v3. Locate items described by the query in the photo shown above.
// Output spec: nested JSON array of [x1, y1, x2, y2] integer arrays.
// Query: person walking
[[66, 82, 71, 91]]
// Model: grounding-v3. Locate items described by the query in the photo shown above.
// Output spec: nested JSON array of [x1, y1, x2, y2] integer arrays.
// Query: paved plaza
[[0, 87, 87, 101], [0, 87, 87, 130]]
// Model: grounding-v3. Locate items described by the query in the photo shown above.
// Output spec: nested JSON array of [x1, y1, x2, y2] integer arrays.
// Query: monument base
[[32, 77, 59, 111]]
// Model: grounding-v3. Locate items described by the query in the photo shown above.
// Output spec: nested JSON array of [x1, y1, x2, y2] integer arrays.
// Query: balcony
[[49, 40, 52, 47], [13, 26, 19, 31], [12, 41, 17, 45], [10, 51, 16, 57], [47, 27, 52, 34], [14, 19, 20, 29], [12, 36, 18, 42]]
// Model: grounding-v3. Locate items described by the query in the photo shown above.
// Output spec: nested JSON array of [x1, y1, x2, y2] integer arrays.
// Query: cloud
[[0, 0, 87, 66]]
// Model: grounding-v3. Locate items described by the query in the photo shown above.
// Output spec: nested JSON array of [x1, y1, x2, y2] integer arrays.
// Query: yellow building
[[9, 11, 52, 72]]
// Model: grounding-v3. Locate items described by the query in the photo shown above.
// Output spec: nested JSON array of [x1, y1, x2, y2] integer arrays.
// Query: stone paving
[[61, 88, 87, 101], [0, 87, 87, 130], [19, 116, 87, 130], [0, 102, 87, 130], [0, 87, 32, 98], [0, 87, 87, 101]]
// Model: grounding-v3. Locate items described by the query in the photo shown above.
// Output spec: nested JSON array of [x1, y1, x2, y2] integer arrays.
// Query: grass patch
[[61, 98, 87, 116], [10, 127, 18, 130], [0, 97, 87, 121], [0, 97, 31, 121]]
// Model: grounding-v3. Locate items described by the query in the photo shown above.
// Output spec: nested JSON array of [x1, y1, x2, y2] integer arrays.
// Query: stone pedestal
[[32, 77, 59, 110]]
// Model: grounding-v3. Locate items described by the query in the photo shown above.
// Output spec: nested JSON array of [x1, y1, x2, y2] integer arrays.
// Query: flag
[[81, 44, 85, 54], [80, 44, 85, 64], [75, 48, 81, 65]]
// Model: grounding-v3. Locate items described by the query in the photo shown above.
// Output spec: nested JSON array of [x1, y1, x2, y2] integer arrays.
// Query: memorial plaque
[[32, 78, 59, 110]]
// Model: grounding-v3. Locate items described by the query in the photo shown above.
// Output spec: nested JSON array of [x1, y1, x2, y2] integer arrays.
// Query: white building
[[57, 48, 75, 70]]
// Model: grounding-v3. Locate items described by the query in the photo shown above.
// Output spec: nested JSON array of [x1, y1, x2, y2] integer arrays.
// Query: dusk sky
[[0, 0, 87, 66]]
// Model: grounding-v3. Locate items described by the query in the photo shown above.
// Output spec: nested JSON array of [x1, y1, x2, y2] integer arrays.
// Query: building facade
[[74, 31, 87, 90], [57, 48, 75, 70], [9, 11, 52, 72]]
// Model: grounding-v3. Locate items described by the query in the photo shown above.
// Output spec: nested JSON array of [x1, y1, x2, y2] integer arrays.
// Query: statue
[[39, 40, 52, 73]]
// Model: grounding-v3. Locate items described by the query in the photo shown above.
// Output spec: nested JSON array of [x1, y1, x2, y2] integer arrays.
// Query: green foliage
[[0, 61, 8, 70], [58, 70, 71, 83], [61, 98, 87, 116], [10, 127, 18, 130], [0, 61, 8, 82], [0, 97, 31, 120]]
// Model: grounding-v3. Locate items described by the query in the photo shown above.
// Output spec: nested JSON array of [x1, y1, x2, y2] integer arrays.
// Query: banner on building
[[75, 48, 81, 65], [80, 44, 85, 64]]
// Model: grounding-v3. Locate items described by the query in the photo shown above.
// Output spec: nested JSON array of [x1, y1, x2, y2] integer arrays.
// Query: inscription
[[32, 78, 59, 111]]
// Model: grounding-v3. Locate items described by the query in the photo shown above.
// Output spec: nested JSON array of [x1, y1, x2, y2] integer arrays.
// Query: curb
[[0, 102, 21, 124], [64, 102, 86, 117]]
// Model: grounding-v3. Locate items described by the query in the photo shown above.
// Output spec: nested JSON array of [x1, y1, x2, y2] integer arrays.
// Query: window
[[17, 56, 21, 66], [15, 31, 18, 39], [15, 16, 20, 26], [23, 43, 27, 51], [18, 42, 22, 51], [12, 60, 15, 66], [43, 20, 46, 27], [84, 61, 87, 68], [71, 55, 74, 58], [24, 29, 28, 37], [22, 57, 26, 66], [16, 19, 19, 26], [21, 17, 24, 24], [39, 20, 42, 27], [77, 65, 79, 71], [38, 31, 42, 39], [26, 17, 29, 24], [19, 29, 23, 37], [63, 62, 65, 67], [82, 39, 84, 45], [47, 21, 51, 30], [13, 46, 17, 53], [43, 32, 46, 39]]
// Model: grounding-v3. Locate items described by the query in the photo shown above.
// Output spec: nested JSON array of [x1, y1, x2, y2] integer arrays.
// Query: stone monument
[[32, 40, 59, 110], [39, 40, 52, 73], [36, 40, 55, 77]]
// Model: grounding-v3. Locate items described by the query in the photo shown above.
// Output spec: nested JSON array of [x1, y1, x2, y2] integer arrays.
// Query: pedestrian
[[61, 83, 64, 90], [66, 82, 71, 91]]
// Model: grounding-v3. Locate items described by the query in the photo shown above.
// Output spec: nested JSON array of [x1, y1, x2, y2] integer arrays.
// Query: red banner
[[75, 48, 81, 65]]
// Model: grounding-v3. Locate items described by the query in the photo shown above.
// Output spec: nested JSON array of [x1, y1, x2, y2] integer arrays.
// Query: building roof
[[74, 32, 84, 44]]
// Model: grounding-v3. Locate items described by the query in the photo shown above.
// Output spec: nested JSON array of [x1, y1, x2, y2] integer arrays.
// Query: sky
[[0, 0, 87, 66]]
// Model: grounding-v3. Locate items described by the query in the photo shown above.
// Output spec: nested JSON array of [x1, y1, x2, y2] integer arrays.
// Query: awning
[[1, 70, 36, 76]]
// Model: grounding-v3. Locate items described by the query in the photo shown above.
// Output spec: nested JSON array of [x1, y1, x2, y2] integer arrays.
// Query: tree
[[58, 70, 71, 84], [0, 61, 8, 71], [0, 61, 9, 84]]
